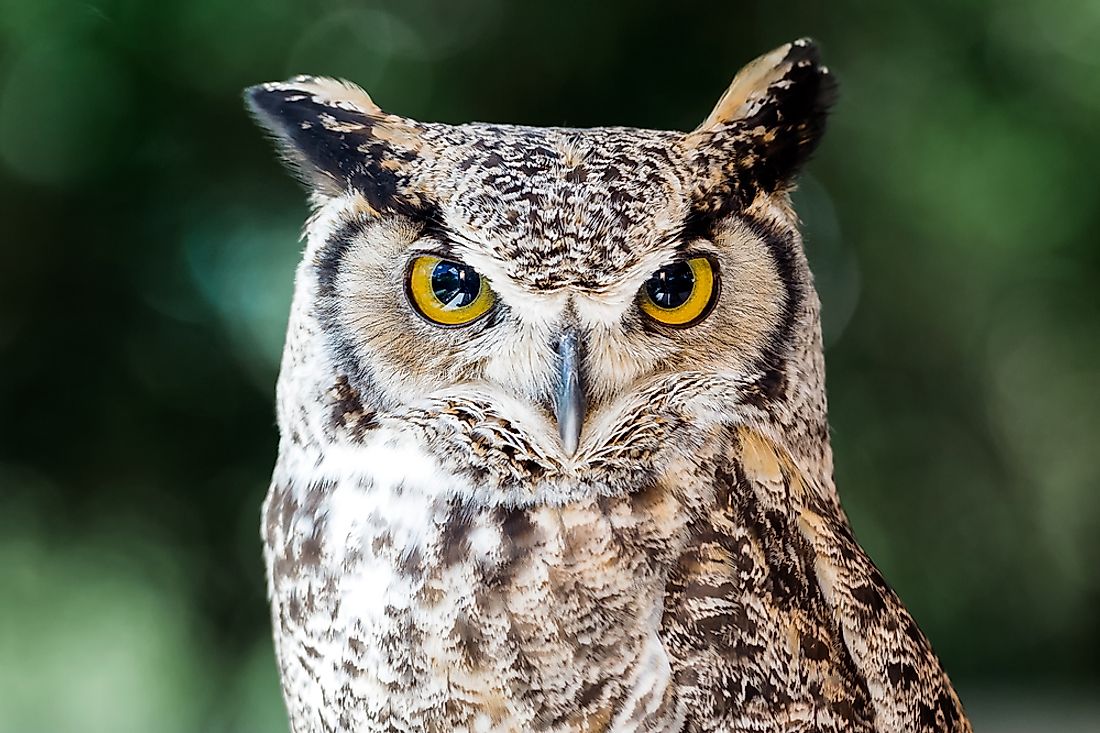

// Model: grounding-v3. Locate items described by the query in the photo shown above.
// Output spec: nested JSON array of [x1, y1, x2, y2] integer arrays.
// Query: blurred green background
[[2, 0, 1098, 730]]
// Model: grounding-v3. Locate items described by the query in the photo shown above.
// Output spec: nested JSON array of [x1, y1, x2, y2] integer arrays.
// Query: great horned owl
[[246, 39, 971, 732]]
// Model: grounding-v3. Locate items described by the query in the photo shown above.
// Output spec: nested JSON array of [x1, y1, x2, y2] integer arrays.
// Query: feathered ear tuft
[[685, 39, 837, 211], [244, 76, 429, 213]]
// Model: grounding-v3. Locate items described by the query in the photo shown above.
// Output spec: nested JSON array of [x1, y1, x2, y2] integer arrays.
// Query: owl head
[[247, 39, 836, 492]]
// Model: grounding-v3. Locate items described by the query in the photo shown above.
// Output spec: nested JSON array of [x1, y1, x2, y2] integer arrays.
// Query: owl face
[[248, 40, 835, 477]]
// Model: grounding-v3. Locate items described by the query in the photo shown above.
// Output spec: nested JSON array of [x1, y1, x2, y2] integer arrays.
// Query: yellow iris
[[639, 256, 718, 327], [406, 255, 495, 326]]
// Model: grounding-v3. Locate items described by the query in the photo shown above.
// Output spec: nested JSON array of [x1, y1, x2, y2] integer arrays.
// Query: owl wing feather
[[660, 428, 971, 732]]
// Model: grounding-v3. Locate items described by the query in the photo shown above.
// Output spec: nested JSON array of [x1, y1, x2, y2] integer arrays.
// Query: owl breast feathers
[[246, 39, 971, 732]]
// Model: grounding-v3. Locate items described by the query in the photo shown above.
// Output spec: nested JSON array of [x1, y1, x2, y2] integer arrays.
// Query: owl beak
[[554, 329, 586, 456]]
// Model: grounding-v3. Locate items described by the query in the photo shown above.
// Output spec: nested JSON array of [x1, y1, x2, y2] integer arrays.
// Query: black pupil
[[431, 261, 481, 309], [645, 261, 695, 309]]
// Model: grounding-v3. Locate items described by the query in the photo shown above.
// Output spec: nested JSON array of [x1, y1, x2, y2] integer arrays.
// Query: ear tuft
[[244, 77, 427, 211], [686, 39, 837, 208], [695, 38, 835, 133]]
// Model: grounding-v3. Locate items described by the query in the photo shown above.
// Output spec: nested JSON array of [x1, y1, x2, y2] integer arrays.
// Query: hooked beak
[[553, 329, 586, 456]]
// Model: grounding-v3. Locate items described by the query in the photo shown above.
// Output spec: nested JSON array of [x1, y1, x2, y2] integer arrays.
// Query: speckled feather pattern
[[247, 39, 971, 732]]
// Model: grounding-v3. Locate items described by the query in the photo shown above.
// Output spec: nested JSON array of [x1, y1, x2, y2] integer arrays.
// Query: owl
[[246, 39, 971, 732]]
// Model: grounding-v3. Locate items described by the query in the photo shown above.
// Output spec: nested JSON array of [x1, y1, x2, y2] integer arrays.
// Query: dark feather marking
[[439, 499, 475, 567], [313, 209, 440, 421], [327, 374, 378, 440], [676, 206, 803, 409], [245, 84, 432, 216]]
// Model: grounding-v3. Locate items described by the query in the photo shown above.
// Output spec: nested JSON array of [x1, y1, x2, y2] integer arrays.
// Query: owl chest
[[267, 467, 689, 730]]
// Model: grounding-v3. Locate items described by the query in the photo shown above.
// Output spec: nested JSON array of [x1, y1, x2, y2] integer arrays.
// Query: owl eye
[[406, 255, 496, 326], [639, 256, 719, 327]]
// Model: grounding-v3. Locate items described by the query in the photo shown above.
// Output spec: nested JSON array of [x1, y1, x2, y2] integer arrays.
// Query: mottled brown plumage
[[247, 39, 971, 732]]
